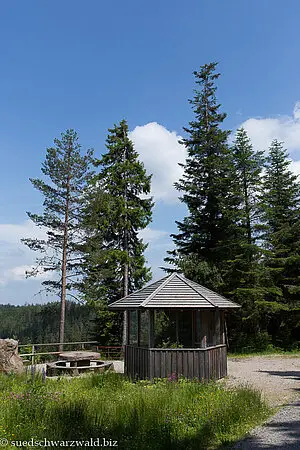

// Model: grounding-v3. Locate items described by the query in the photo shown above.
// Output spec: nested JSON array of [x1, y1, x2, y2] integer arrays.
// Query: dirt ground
[[226, 355, 300, 407]]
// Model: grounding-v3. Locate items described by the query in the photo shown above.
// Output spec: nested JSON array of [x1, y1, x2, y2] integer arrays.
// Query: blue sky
[[1, 0, 300, 304]]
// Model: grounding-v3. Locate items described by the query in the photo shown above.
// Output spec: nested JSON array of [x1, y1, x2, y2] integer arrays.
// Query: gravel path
[[227, 356, 300, 407], [227, 356, 300, 449], [233, 401, 300, 449]]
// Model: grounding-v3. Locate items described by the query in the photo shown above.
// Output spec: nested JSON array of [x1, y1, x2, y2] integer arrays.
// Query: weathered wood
[[126, 311, 131, 345], [175, 311, 179, 345], [191, 311, 195, 347], [177, 350, 183, 376], [109, 273, 241, 310], [210, 311, 216, 346], [186, 351, 191, 379], [137, 310, 141, 347], [220, 311, 225, 344], [215, 308, 220, 345], [125, 346, 150, 379], [200, 311, 208, 348], [125, 344, 227, 380], [148, 310, 154, 348], [154, 349, 161, 378], [199, 350, 204, 379]]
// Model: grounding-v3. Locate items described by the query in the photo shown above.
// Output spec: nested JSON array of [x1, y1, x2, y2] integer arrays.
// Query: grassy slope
[[0, 372, 272, 450]]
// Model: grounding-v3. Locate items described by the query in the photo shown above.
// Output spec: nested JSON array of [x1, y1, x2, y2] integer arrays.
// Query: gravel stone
[[227, 356, 300, 449], [227, 356, 300, 407], [233, 401, 300, 449]]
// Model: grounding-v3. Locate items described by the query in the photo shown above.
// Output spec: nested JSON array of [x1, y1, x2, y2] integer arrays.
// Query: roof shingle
[[108, 273, 240, 310]]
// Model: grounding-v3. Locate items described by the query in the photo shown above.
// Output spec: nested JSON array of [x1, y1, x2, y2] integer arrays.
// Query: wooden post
[[127, 311, 131, 345], [221, 311, 225, 344], [200, 311, 207, 348], [148, 310, 154, 348], [224, 315, 229, 348], [212, 310, 217, 346], [123, 311, 128, 346], [191, 310, 195, 347], [215, 308, 220, 345], [175, 311, 179, 346], [137, 310, 141, 347], [32, 344, 35, 365]]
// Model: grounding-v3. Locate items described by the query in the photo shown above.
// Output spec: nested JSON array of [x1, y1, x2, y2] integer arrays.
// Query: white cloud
[[0, 265, 48, 286], [130, 122, 186, 203], [0, 220, 46, 245], [0, 220, 48, 288], [293, 102, 300, 120], [139, 227, 169, 243], [290, 160, 300, 176], [240, 103, 300, 158]]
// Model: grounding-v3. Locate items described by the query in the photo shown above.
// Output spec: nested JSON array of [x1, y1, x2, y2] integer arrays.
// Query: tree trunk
[[59, 146, 71, 352]]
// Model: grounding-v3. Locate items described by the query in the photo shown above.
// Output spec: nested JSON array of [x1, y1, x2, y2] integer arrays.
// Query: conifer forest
[[4, 63, 300, 352]]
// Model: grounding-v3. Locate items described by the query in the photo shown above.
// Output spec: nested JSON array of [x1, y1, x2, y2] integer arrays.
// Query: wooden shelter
[[109, 273, 240, 380]]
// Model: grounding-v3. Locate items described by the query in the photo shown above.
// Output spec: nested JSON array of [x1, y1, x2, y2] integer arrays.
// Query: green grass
[[0, 372, 272, 449], [228, 348, 300, 358]]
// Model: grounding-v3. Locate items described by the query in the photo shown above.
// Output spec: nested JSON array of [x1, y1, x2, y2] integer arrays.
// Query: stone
[[58, 351, 101, 361], [0, 339, 24, 375]]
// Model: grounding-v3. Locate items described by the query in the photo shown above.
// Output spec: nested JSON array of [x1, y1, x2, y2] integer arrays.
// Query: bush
[[229, 331, 273, 353]]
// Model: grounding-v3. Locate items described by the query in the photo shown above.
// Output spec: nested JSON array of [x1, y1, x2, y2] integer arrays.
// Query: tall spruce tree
[[82, 120, 153, 344], [165, 63, 239, 290], [259, 140, 300, 346], [227, 129, 264, 294], [225, 128, 266, 346], [22, 130, 94, 350], [232, 128, 264, 246]]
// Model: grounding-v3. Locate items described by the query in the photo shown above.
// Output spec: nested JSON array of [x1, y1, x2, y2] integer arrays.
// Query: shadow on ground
[[233, 401, 300, 449], [259, 370, 300, 397], [258, 370, 300, 381]]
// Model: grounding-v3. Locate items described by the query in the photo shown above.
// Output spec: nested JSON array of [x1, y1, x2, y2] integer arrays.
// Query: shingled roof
[[108, 272, 240, 310]]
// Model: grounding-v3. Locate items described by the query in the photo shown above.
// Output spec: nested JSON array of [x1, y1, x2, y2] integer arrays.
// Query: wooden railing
[[96, 346, 123, 360], [18, 341, 123, 365], [125, 344, 227, 380]]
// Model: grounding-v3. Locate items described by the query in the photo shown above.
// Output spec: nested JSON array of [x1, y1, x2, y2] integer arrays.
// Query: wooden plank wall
[[125, 344, 227, 380], [125, 345, 150, 379]]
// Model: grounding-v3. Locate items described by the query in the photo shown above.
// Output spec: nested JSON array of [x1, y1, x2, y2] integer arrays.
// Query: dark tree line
[[0, 302, 96, 345]]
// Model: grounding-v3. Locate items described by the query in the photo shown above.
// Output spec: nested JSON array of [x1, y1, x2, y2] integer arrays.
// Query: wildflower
[[167, 372, 178, 382]]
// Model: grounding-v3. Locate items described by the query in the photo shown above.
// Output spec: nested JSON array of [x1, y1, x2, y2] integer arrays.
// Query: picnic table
[[58, 351, 101, 368], [46, 350, 111, 377]]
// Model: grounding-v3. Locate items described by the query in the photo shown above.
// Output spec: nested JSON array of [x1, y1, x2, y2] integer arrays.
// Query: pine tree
[[259, 140, 300, 347], [165, 63, 239, 289], [22, 130, 94, 350], [82, 120, 153, 344]]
